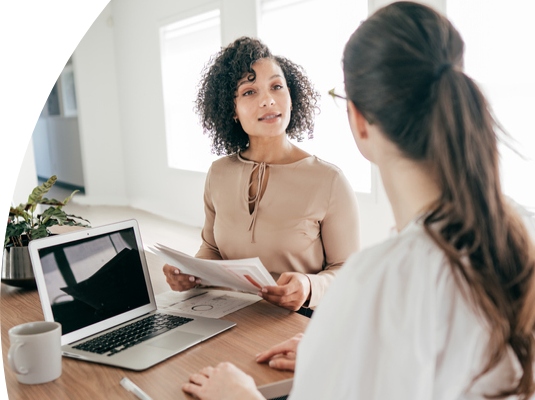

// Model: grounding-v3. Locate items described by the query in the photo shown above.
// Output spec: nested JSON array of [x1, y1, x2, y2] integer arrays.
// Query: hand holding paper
[[162, 263, 200, 292], [259, 272, 311, 311], [149, 243, 276, 294]]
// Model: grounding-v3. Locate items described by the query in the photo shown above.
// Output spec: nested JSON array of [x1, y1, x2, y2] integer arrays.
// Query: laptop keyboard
[[72, 313, 193, 356]]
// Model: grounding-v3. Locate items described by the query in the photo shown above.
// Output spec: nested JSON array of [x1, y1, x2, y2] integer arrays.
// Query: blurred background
[[12, 0, 535, 251]]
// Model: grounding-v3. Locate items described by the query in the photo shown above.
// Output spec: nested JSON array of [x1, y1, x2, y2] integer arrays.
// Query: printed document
[[148, 243, 277, 294], [156, 289, 261, 318]]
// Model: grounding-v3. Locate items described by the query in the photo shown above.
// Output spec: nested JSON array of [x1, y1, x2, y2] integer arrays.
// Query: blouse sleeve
[[306, 170, 360, 308], [195, 166, 223, 260]]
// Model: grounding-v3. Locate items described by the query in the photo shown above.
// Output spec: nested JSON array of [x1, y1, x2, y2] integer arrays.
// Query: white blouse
[[290, 209, 535, 400]]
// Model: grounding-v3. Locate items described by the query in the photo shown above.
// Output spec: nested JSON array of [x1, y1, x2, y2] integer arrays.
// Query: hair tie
[[434, 63, 452, 80]]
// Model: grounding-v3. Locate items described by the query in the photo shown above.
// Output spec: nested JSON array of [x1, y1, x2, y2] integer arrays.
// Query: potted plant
[[3, 175, 90, 288]]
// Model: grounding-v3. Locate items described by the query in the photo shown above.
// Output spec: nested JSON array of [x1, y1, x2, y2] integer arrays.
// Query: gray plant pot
[[1, 246, 37, 289]]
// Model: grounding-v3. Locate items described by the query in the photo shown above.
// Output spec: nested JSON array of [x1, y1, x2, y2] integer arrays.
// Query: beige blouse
[[195, 153, 360, 308]]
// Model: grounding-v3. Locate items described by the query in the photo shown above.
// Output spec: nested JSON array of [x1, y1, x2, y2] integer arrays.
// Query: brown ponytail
[[343, 2, 535, 398], [427, 64, 535, 398]]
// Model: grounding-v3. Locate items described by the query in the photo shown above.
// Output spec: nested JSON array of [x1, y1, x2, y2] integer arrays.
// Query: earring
[[233, 116, 238, 123]]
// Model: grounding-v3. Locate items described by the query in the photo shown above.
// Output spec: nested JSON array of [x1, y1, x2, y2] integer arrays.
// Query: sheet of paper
[[148, 246, 258, 292], [148, 243, 277, 293], [156, 289, 261, 319], [224, 266, 266, 290], [220, 258, 275, 284]]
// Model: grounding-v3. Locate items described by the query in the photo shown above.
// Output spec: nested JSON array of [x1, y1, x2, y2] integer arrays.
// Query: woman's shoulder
[[287, 155, 348, 183], [211, 154, 238, 166], [208, 154, 241, 173], [306, 155, 343, 173], [341, 221, 448, 284]]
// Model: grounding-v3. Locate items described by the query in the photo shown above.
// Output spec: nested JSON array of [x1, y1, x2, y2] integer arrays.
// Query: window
[[447, 0, 535, 209], [60, 63, 78, 117], [259, 0, 370, 193], [160, 9, 222, 172]]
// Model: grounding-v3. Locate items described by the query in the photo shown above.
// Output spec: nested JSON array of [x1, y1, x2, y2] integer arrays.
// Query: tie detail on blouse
[[247, 162, 267, 243]]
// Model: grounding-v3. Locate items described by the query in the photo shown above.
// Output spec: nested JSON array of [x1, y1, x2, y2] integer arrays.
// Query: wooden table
[[1, 252, 309, 399]]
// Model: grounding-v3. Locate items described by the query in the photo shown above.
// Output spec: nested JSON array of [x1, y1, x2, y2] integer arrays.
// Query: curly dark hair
[[195, 37, 320, 156]]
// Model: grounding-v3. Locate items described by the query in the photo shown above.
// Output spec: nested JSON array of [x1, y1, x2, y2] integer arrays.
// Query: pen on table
[[120, 377, 153, 400]]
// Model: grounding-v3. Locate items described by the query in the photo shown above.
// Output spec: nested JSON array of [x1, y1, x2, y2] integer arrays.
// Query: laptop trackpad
[[146, 331, 204, 351]]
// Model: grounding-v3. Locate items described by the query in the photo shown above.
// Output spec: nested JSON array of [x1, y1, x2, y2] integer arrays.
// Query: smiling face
[[234, 58, 292, 140]]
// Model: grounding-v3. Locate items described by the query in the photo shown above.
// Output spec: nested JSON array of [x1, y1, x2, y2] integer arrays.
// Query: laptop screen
[[37, 227, 151, 335]]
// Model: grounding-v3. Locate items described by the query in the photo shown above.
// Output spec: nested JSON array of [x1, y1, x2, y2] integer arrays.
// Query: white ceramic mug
[[8, 321, 62, 384]]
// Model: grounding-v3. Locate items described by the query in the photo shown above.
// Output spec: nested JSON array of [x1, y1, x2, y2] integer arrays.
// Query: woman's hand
[[182, 362, 264, 400], [259, 272, 311, 311], [162, 264, 200, 292], [255, 333, 303, 371]]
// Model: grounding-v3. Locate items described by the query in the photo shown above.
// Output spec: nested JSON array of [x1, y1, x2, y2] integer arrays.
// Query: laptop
[[28, 219, 236, 371]]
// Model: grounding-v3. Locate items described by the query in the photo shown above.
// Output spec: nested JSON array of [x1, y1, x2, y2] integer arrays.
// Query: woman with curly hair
[[163, 37, 360, 314]]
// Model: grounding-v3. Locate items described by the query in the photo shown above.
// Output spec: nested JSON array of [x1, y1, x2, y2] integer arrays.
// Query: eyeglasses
[[328, 88, 374, 124], [328, 88, 347, 102], [328, 88, 348, 111]]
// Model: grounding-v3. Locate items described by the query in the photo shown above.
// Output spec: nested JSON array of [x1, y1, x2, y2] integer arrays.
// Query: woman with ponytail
[[182, 2, 535, 399]]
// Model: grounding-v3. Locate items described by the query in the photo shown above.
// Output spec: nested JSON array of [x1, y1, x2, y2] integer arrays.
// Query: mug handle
[[8, 341, 28, 375]]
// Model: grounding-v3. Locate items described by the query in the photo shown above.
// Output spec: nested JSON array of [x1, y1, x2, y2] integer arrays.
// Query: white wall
[[67, 0, 444, 249], [73, 2, 128, 205]]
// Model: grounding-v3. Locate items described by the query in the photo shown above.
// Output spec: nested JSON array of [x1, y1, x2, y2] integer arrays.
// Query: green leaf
[[5, 222, 28, 243], [29, 225, 49, 240], [62, 190, 79, 206], [65, 214, 91, 225], [27, 176, 57, 206], [40, 207, 68, 225], [5, 220, 30, 246], [39, 198, 65, 206], [9, 207, 27, 219], [63, 221, 89, 227]]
